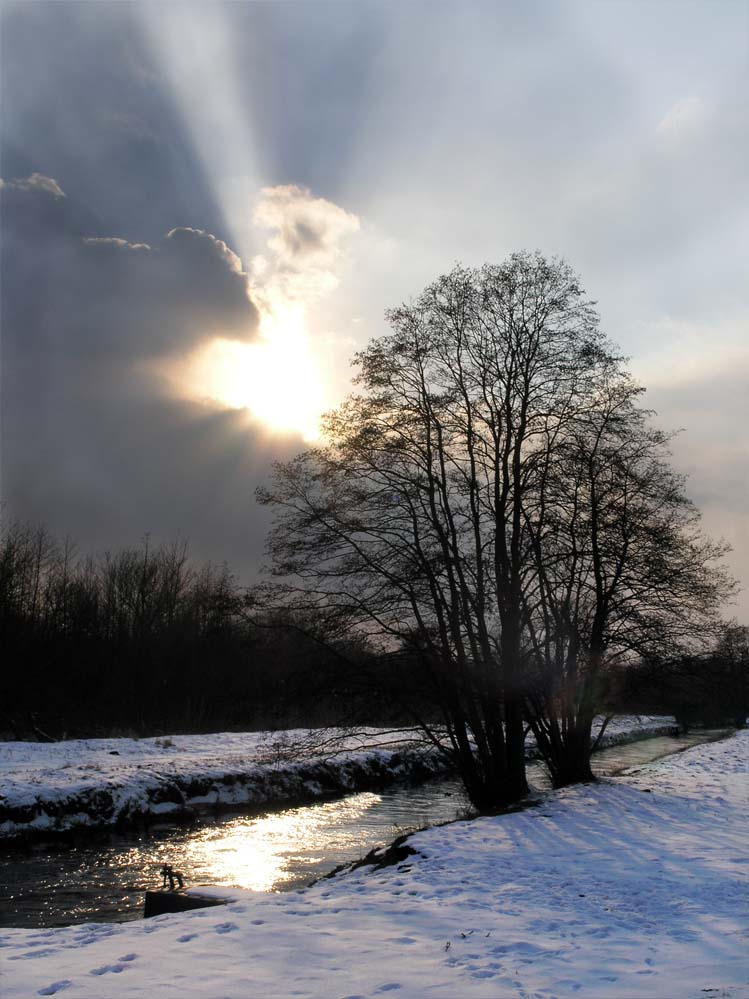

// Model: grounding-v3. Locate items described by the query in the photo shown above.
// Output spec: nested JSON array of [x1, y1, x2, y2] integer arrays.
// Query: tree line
[[0, 508, 743, 782], [0, 520, 380, 738]]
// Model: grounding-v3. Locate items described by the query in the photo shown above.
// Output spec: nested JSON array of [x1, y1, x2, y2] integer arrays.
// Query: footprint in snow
[[118, 953, 137, 962], [375, 985, 402, 993], [90, 963, 125, 975], [37, 983, 72, 996], [669, 929, 698, 943], [492, 942, 546, 957], [250, 919, 266, 925], [214, 922, 239, 934], [177, 934, 198, 943]]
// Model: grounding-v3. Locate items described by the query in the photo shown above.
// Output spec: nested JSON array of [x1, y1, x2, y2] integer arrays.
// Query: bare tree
[[258, 253, 618, 809], [258, 254, 736, 805]]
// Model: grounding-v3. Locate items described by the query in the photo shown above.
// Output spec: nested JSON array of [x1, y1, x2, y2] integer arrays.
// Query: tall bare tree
[[259, 253, 617, 808], [259, 253, 736, 806]]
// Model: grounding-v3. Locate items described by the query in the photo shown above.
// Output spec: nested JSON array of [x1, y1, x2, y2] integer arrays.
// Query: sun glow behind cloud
[[159, 184, 359, 440], [162, 187, 356, 440], [180, 308, 326, 441]]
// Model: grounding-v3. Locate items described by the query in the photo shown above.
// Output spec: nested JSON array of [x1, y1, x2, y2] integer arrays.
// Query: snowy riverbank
[[0, 729, 445, 843], [1, 727, 746, 998], [0, 717, 676, 842]]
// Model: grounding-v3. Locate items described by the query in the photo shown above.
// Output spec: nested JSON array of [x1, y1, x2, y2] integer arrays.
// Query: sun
[[180, 308, 326, 441]]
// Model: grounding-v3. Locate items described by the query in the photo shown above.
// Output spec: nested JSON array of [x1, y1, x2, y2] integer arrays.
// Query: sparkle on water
[[182, 792, 384, 893]]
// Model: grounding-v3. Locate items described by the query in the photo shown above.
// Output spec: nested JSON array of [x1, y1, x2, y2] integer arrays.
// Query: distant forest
[[1, 519, 746, 740], [0, 521, 380, 739]]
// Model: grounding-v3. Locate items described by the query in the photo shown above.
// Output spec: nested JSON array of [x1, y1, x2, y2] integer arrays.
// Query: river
[[0, 730, 728, 929]]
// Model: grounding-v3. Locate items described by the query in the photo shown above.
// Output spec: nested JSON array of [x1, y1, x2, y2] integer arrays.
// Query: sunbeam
[[137, 3, 261, 263]]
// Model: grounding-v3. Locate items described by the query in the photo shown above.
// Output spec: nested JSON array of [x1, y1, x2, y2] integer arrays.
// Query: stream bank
[[0, 717, 678, 844]]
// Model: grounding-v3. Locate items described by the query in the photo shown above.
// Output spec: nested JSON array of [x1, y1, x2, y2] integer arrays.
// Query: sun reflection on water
[[182, 792, 383, 892]]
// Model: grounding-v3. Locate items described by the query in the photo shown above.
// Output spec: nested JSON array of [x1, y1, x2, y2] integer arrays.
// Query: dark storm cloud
[[1, 180, 258, 358], [6, 375, 292, 576], [1, 178, 293, 576]]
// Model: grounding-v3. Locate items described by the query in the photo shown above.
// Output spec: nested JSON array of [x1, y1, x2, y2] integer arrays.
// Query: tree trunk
[[547, 717, 595, 788], [504, 694, 529, 800]]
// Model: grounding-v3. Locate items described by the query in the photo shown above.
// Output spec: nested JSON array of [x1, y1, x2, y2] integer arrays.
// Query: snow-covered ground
[[0, 717, 676, 841], [4, 726, 745, 999]]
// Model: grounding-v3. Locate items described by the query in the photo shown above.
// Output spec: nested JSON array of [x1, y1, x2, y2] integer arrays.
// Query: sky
[[1, 1, 747, 620]]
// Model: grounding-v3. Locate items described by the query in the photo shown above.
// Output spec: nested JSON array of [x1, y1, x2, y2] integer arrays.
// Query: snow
[[2, 726, 745, 998], [0, 717, 674, 841], [0, 728, 441, 841]]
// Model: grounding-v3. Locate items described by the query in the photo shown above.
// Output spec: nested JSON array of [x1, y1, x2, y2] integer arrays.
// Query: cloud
[[2, 171, 66, 198], [632, 316, 749, 389], [0, 171, 361, 575], [644, 359, 749, 614], [3, 363, 298, 579], [82, 236, 151, 251], [165, 226, 244, 276], [251, 184, 360, 308]]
